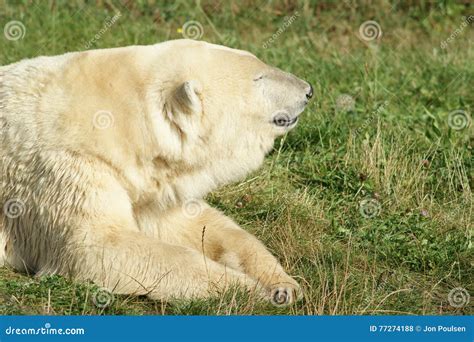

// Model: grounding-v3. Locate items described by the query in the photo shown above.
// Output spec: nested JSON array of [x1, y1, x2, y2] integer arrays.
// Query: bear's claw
[[270, 286, 299, 306]]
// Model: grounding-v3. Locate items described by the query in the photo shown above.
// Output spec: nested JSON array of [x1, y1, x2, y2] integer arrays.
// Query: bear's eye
[[253, 74, 264, 81]]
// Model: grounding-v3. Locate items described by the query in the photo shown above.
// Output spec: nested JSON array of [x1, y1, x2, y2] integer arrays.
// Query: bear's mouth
[[273, 115, 298, 128]]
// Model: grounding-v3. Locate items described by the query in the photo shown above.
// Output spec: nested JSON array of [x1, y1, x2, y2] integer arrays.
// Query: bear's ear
[[166, 80, 202, 116]]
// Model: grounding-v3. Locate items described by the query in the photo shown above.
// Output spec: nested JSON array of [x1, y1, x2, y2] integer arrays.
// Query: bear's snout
[[306, 82, 313, 100]]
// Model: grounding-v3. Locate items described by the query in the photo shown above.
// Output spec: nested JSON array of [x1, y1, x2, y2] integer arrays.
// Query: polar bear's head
[[149, 40, 313, 193]]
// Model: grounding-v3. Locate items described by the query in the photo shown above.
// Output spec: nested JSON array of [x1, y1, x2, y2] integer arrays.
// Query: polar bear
[[0, 39, 313, 305]]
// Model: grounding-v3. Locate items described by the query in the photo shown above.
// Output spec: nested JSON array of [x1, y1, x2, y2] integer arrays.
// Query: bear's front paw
[[269, 282, 302, 306]]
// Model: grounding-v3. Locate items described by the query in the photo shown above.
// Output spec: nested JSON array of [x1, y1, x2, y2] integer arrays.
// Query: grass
[[0, 0, 472, 315]]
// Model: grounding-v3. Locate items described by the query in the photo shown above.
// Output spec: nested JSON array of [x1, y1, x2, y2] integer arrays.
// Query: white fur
[[0, 40, 309, 303]]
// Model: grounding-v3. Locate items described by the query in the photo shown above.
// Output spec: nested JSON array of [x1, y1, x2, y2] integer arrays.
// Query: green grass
[[0, 0, 472, 315]]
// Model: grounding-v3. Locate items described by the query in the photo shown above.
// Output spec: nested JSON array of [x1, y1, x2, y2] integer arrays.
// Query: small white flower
[[336, 94, 355, 112]]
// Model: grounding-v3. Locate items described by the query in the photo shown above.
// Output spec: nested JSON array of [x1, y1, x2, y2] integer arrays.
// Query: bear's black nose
[[306, 82, 313, 100]]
